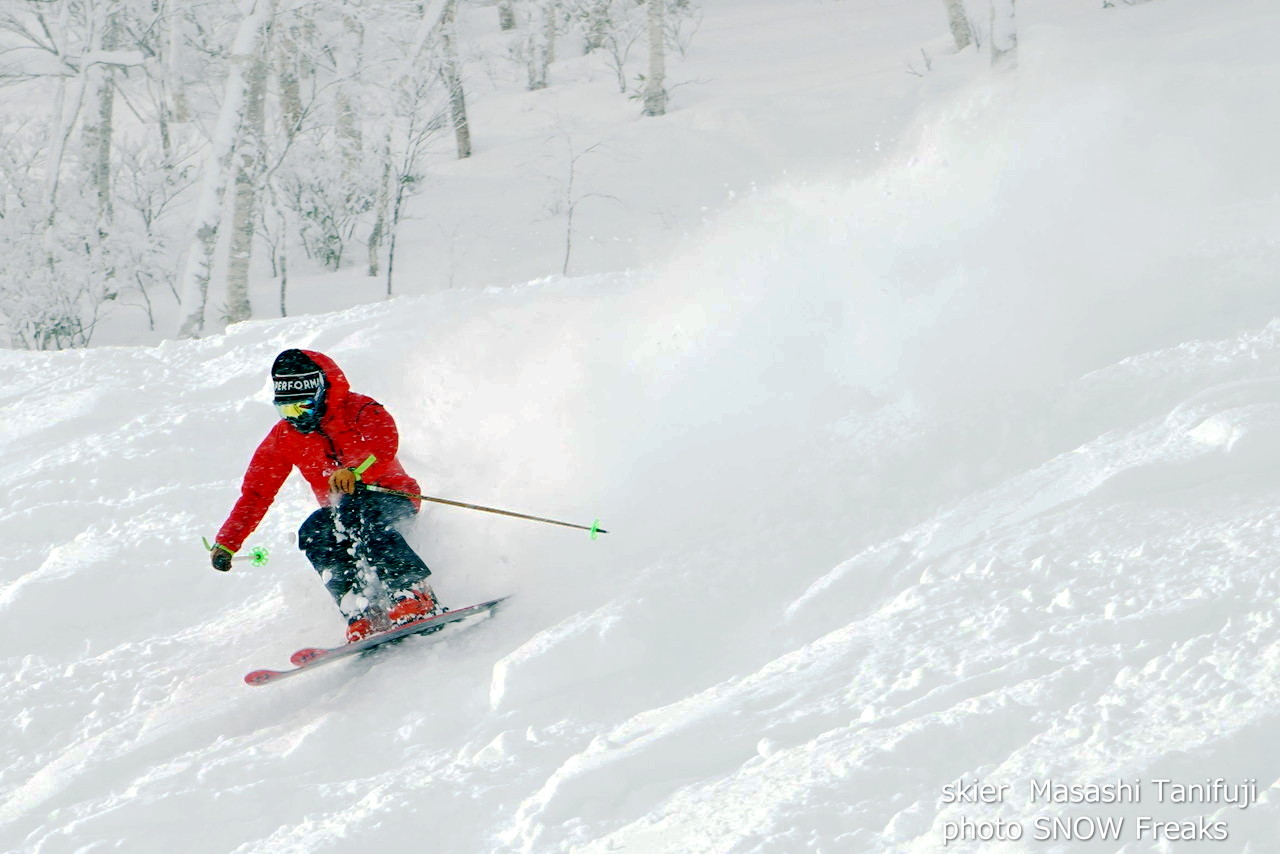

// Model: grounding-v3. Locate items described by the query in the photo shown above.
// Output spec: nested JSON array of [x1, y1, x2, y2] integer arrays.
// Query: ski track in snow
[[6, 0, 1280, 851]]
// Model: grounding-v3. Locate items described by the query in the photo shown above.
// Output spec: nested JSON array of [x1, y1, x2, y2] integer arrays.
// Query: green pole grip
[[202, 536, 233, 555], [353, 455, 377, 480]]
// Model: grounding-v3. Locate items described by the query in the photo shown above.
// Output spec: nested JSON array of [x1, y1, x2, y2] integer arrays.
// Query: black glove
[[210, 544, 234, 572]]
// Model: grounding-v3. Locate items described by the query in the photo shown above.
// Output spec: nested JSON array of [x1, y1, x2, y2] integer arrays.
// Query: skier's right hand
[[329, 467, 357, 495], [210, 544, 234, 572]]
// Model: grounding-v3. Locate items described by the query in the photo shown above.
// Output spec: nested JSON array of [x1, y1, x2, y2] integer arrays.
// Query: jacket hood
[[297, 349, 352, 405]]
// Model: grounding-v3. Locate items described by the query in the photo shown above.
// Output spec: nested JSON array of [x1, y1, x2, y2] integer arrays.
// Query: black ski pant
[[298, 490, 431, 620]]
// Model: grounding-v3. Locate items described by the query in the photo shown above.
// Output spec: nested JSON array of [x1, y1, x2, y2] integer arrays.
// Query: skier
[[209, 348, 440, 642]]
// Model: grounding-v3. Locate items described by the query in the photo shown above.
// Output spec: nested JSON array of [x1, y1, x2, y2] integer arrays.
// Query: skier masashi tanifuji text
[[209, 348, 440, 642]]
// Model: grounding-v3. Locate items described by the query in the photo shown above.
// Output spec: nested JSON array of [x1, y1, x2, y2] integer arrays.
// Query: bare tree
[[664, 0, 702, 58], [164, 1, 192, 123], [0, 1, 140, 220], [174, 0, 274, 339], [578, 0, 611, 52], [440, 0, 471, 159], [942, 0, 973, 51], [642, 0, 666, 116], [498, 0, 516, 31], [0, 0, 731, 346], [546, 132, 620, 276], [0, 0, 151, 347], [382, 87, 444, 296], [81, 7, 120, 225], [112, 134, 198, 329], [523, 0, 557, 90], [368, 0, 468, 276], [275, 14, 305, 142], [367, 152, 392, 278], [224, 14, 273, 325], [255, 186, 292, 317], [366, 0, 455, 293], [334, 8, 365, 174], [593, 0, 644, 93], [990, 0, 1016, 66]]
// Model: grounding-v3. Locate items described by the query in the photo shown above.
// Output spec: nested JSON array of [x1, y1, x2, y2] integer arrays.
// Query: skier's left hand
[[210, 544, 234, 572], [329, 467, 357, 495]]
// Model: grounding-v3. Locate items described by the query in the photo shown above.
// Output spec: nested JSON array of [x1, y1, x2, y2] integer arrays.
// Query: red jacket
[[215, 350, 421, 552]]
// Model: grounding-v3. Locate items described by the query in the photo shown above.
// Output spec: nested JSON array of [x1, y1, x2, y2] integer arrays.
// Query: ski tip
[[244, 669, 282, 686]]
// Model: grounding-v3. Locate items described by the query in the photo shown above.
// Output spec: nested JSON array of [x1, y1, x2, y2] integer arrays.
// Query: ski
[[244, 596, 509, 686]]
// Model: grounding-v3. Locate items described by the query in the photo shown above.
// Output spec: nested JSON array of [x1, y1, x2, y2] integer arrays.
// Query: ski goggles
[[275, 398, 318, 420]]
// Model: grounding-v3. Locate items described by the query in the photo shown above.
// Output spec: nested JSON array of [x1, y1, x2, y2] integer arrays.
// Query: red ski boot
[[387, 584, 441, 627], [346, 617, 374, 642]]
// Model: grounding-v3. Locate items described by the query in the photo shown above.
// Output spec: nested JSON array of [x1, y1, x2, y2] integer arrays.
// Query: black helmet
[[272, 349, 326, 432]]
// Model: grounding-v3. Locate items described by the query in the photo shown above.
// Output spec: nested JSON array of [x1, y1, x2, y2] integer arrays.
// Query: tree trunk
[[440, 0, 471, 159], [942, 0, 972, 51], [387, 183, 405, 298], [583, 0, 609, 53], [990, 0, 1017, 67], [174, 0, 272, 339], [149, 2, 174, 159], [545, 0, 558, 65], [498, 0, 516, 30], [278, 207, 289, 317], [93, 73, 115, 223], [83, 11, 119, 226], [276, 17, 303, 142], [225, 17, 272, 325], [168, 4, 191, 122], [335, 12, 365, 172], [45, 55, 90, 219], [525, 0, 552, 90], [643, 0, 667, 116], [368, 148, 392, 276]]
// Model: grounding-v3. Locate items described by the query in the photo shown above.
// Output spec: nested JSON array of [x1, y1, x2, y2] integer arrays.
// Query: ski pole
[[202, 538, 271, 566], [358, 482, 609, 539]]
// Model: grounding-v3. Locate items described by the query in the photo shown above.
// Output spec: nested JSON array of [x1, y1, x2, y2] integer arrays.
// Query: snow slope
[[6, 0, 1280, 851]]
